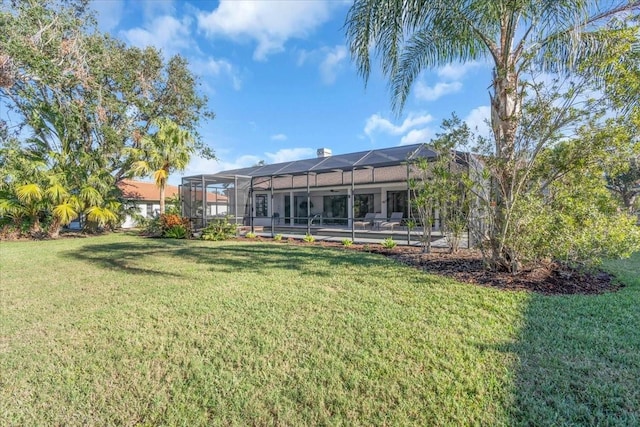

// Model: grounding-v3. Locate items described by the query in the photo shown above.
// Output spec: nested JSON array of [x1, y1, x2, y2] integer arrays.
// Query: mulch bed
[[266, 238, 621, 295], [370, 247, 619, 295]]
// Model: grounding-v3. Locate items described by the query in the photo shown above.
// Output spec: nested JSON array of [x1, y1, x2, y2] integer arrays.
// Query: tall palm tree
[[132, 118, 194, 214], [346, 0, 639, 269]]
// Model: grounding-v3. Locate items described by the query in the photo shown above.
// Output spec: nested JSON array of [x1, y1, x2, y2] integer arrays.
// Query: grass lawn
[[1, 233, 638, 426]]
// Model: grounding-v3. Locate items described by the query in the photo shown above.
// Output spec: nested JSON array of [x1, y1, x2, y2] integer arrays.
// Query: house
[[181, 143, 475, 242], [118, 179, 228, 228]]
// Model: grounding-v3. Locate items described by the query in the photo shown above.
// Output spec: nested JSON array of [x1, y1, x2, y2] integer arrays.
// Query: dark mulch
[[370, 246, 620, 295], [264, 237, 620, 295]]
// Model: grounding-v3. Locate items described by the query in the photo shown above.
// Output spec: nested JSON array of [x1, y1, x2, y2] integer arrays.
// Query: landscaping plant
[[201, 216, 237, 241], [341, 238, 353, 247], [381, 237, 397, 249], [346, 0, 639, 271]]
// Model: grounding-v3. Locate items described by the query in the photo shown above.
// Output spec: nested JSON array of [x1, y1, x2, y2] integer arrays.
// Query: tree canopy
[[346, 0, 640, 271], [0, 0, 214, 237]]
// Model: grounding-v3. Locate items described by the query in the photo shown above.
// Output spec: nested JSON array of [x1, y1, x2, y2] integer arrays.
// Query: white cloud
[[121, 15, 192, 56], [319, 45, 347, 85], [296, 45, 348, 85], [400, 128, 434, 145], [176, 147, 315, 184], [437, 61, 484, 81], [197, 1, 340, 60], [202, 57, 242, 90], [415, 81, 462, 101], [364, 112, 434, 137], [140, 0, 175, 21], [91, 0, 125, 31], [179, 154, 261, 182], [271, 133, 288, 141], [296, 49, 311, 66], [465, 105, 492, 139], [265, 148, 315, 164]]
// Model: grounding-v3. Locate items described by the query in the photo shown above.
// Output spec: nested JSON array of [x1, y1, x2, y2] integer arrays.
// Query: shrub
[[245, 232, 257, 239], [274, 233, 283, 241], [163, 225, 187, 239], [139, 216, 162, 237], [341, 238, 353, 247], [302, 233, 315, 243], [381, 237, 397, 249], [145, 214, 191, 239], [201, 216, 237, 241]]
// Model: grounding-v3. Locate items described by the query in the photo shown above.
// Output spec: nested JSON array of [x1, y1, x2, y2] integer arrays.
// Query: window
[[323, 195, 348, 224], [255, 194, 268, 217], [354, 194, 374, 218], [386, 191, 408, 218]]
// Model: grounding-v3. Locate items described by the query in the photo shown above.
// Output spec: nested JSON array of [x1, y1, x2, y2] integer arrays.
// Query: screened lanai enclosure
[[181, 143, 474, 246]]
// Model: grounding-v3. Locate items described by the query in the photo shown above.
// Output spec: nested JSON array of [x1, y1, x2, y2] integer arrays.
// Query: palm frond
[[16, 184, 43, 205], [0, 197, 20, 216], [80, 186, 103, 206], [45, 183, 69, 204], [153, 169, 168, 186], [52, 202, 78, 225], [85, 206, 118, 227]]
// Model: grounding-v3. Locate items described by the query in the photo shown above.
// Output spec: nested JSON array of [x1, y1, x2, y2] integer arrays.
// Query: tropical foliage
[[201, 216, 238, 241], [410, 115, 473, 253], [346, 0, 640, 271], [0, 0, 213, 238], [129, 119, 195, 215]]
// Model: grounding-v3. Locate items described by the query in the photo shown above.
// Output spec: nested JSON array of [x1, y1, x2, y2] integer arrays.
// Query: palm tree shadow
[[66, 240, 190, 278], [66, 239, 395, 281], [173, 243, 393, 277]]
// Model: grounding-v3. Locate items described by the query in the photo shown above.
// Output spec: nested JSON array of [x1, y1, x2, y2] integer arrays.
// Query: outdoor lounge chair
[[353, 212, 377, 229], [380, 212, 404, 230]]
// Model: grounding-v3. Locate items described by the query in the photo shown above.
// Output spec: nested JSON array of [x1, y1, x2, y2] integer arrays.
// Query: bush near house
[[201, 216, 238, 241], [159, 214, 190, 239]]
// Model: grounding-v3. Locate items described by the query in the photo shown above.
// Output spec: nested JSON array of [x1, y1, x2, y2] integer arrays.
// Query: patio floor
[[253, 225, 469, 248]]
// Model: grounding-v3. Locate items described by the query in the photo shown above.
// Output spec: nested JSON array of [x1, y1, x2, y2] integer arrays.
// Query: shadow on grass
[[507, 267, 640, 425], [66, 239, 398, 280], [67, 239, 191, 277]]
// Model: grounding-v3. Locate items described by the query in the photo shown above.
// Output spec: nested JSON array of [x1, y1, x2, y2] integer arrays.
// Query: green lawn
[[1, 233, 638, 426]]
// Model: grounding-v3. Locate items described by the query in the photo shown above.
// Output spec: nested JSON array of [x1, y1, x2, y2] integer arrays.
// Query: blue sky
[[91, 0, 494, 185]]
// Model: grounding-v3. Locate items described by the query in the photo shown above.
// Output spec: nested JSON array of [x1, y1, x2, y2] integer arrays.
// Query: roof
[[118, 179, 228, 203], [184, 143, 445, 182], [118, 180, 179, 201]]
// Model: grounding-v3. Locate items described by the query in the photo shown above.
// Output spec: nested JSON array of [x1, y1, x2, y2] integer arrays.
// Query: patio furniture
[[353, 212, 377, 229], [380, 212, 404, 231], [372, 213, 387, 230]]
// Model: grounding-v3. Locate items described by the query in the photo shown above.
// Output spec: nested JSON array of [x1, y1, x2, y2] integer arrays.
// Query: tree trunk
[[159, 182, 166, 215], [489, 64, 522, 272], [48, 217, 61, 238]]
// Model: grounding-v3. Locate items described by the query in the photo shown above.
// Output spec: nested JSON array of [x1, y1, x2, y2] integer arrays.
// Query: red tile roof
[[117, 179, 228, 203], [117, 179, 178, 202]]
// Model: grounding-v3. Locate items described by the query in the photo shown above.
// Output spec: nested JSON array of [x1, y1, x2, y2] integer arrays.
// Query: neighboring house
[[118, 180, 179, 228], [118, 179, 229, 228], [181, 143, 474, 234]]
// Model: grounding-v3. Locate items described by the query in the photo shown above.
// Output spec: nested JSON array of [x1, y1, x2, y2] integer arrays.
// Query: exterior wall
[[208, 203, 228, 216], [121, 203, 151, 229]]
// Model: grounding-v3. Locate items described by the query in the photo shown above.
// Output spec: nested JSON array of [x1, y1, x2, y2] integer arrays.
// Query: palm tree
[[131, 118, 194, 214], [346, 0, 639, 269]]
